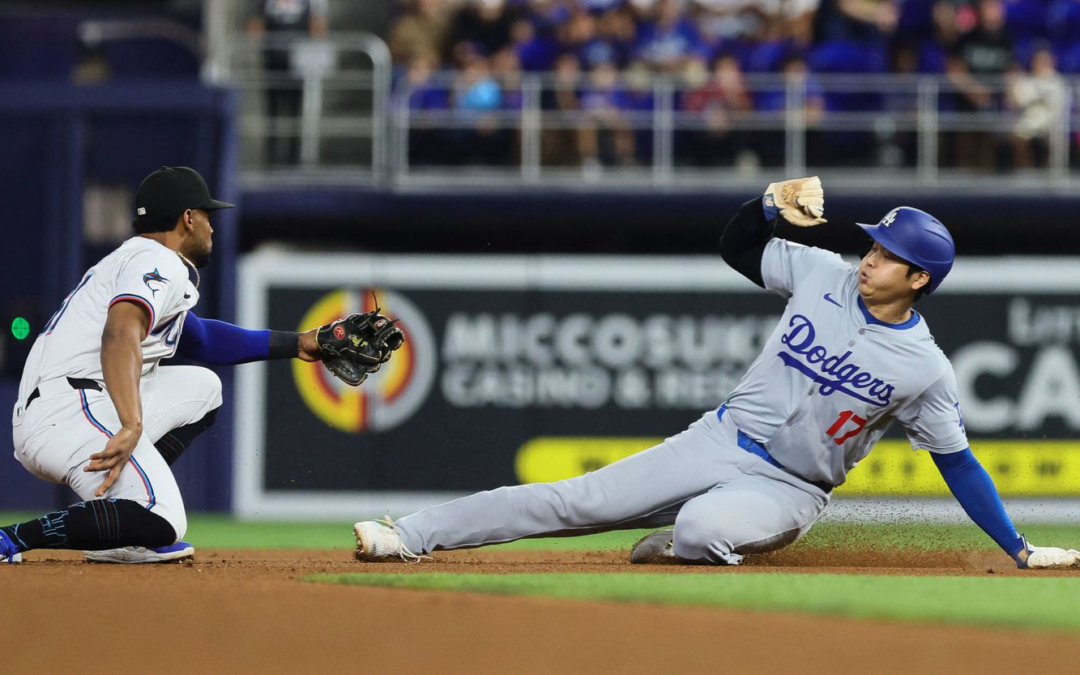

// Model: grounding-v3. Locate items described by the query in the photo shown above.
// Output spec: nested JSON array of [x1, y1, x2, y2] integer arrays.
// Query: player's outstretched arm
[[932, 449, 1080, 569], [176, 310, 404, 388], [177, 311, 301, 365]]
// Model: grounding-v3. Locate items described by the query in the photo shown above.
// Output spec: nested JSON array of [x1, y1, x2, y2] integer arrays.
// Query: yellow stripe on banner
[[514, 438, 1080, 496]]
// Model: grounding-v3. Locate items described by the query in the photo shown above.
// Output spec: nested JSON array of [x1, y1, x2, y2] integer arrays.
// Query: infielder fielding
[[1, 166, 402, 564], [353, 177, 1080, 569]]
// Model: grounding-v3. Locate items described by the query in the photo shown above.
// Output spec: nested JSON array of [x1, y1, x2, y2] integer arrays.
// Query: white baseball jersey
[[18, 237, 198, 404], [723, 238, 969, 486]]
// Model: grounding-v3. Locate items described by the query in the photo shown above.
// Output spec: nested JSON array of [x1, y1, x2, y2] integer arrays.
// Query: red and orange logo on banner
[[292, 289, 436, 434]]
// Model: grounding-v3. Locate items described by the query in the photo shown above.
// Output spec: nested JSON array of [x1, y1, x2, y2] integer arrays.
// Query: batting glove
[[1015, 534, 1080, 569], [763, 176, 827, 227]]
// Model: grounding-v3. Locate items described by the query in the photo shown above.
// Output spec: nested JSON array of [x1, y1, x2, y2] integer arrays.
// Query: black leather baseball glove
[[315, 310, 405, 386]]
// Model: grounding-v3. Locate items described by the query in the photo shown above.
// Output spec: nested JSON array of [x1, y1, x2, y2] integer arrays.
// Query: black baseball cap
[[134, 166, 234, 224]]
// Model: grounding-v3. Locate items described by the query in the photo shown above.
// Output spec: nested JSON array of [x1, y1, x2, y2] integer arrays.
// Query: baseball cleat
[[629, 529, 681, 564], [0, 530, 23, 564], [353, 518, 426, 562], [84, 541, 195, 564]]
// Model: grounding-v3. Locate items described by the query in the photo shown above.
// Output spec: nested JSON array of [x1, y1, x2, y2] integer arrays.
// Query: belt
[[25, 377, 102, 410], [718, 406, 833, 494]]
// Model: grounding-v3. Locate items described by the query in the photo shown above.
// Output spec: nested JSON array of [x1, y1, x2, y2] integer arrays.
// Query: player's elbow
[[101, 320, 145, 355]]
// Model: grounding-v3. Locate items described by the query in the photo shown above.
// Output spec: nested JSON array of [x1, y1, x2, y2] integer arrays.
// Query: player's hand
[[763, 176, 826, 227], [1015, 535, 1080, 569], [85, 426, 141, 497]]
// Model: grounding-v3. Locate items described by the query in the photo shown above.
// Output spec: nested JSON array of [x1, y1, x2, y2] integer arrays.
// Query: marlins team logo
[[142, 269, 169, 296], [292, 288, 436, 434]]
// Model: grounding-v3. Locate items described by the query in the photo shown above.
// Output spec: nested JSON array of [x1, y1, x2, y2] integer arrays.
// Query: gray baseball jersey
[[391, 238, 970, 563], [725, 238, 968, 485]]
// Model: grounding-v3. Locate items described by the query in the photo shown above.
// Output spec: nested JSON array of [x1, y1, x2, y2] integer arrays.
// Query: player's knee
[[672, 506, 734, 561], [160, 506, 187, 543], [673, 499, 803, 562], [143, 497, 187, 543], [192, 367, 223, 409]]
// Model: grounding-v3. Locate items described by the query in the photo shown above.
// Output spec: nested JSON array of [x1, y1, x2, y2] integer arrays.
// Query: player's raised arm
[[720, 176, 836, 291]]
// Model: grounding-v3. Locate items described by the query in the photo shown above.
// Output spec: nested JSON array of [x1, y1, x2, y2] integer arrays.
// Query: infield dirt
[[4, 547, 1079, 675]]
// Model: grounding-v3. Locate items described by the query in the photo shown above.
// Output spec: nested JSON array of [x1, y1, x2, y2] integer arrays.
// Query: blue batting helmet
[[856, 207, 955, 295]]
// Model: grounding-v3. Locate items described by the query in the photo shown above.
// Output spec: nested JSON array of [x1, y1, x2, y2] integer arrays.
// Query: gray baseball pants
[[395, 409, 830, 564]]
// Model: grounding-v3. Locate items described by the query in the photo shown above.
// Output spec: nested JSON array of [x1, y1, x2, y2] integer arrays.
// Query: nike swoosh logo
[[184, 294, 191, 299], [823, 293, 843, 308]]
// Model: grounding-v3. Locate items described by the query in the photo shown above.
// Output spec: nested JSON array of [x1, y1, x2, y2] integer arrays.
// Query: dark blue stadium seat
[[1055, 39, 1080, 73], [897, 0, 939, 41], [1012, 37, 1038, 70], [1006, 0, 1050, 41], [1049, 0, 1080, 43], [917, 41, 947, 73], [808, 40, 887, 74], [743, 40, 791, 74]]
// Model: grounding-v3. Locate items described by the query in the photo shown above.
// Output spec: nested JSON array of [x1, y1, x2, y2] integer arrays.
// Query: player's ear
[[910, 270, 930, 292]]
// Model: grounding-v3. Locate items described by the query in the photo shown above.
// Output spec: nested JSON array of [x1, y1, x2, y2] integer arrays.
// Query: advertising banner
[[235, 254, 1080, 517]]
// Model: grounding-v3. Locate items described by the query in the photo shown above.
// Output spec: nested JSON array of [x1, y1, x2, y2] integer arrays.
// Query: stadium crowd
[[386, 0, 1080, 171]]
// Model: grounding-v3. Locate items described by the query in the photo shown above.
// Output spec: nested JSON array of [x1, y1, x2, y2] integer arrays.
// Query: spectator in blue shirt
[[752, 53, 823, 165], [511, 17, 559, 70], [634, 0, 704, 72], [401, 52, 452, 165], [453, 48, 511, 164], [578, 61, 638, 170]]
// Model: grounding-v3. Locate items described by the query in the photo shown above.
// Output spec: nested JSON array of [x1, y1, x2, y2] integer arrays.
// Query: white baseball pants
[[11, 366, 222, 542]]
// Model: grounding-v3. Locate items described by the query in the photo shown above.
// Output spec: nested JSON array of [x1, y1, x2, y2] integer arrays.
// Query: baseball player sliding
[[353, 177, 1080, 569], [0, 166, 402, 564]]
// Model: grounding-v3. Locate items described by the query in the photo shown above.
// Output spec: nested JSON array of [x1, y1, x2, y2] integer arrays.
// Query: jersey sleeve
[[894, 367, 970, 454], [760, 238, 848, 298], [110, 250, 181, 336]]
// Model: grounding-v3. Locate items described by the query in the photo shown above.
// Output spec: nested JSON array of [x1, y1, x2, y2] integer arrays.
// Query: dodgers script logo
[[778, 315, 894, 406]]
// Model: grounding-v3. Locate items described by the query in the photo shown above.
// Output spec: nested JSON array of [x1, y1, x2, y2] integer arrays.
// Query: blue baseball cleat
[[0, 530, 23, 564], [84, 541, 195, 564]]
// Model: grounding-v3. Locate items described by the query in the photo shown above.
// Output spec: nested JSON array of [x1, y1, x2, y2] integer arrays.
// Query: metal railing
[[213, 32, 1080, 191], [215, 33, 390, 184], [392, 72, 1078, 191]]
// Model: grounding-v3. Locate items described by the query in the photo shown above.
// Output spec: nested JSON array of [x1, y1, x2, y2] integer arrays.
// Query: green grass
[[308, 572, 1080, 634], [1, 511, 1078, 551]]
